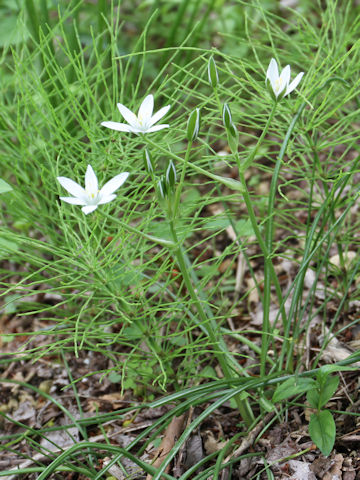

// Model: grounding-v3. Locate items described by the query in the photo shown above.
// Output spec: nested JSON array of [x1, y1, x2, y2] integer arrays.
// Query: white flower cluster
[[57, 57, 304, 214]]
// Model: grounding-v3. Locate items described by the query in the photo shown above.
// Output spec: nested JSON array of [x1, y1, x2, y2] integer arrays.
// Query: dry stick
[[224, 412, 275, 463]]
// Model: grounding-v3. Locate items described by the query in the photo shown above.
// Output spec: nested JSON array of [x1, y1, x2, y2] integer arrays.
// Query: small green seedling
[[273, 365, 357, 456]]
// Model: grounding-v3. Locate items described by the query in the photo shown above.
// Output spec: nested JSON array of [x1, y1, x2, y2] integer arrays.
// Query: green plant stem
[[213, 93, 284, 374], [268, 78, 348, 371], [234, 103, 288, 375], [168, 220, 254, 427], [173, 140, 193, 217], [238, 167, 285, 375], [24, 0, 41, 44], [255, 103, 279, 377], [240, 103, 277, 172]]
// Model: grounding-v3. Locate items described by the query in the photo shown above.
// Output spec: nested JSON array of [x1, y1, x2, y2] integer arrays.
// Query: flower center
[[275, 78, 282, 93], [86, 190, 99, 204], [137, 113, 150, 130]]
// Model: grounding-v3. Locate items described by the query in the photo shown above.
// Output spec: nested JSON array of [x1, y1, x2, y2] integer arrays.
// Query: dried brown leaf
[[146, 414, 185, 480]]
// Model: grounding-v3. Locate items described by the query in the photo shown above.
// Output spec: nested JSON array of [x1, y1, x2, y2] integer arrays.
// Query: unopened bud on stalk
[[225, 120, 239, 154], [165, 160, 176, 189], [222, 103, 238, 153], [222, 103, 233, 130], [157, 176, 168, 199], [143, 148, 154, 174], [227, 122, 239, 154], [187, 108, 201, 142], [208, 56, 219, 88]]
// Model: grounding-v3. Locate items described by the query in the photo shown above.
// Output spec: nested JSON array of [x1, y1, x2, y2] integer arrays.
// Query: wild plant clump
[[1, 1, 360, 478]]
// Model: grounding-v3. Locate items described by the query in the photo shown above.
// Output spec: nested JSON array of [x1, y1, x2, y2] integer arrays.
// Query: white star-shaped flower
[[101, 94, 170, 134], [266, 58, 304, 100], [57, 165, 129, 214]]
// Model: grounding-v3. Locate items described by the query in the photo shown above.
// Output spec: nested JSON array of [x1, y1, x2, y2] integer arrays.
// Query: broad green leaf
[[307, 374, 339, 410], [309, 410, 335, 456], [0, 179, 13, 194], [318, 375, 339, 409], [272, 377, 316, 403], [306, 388, 320, 409]]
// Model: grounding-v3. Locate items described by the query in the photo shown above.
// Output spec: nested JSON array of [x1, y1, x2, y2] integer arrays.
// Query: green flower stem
[[214, 86, 223, 114], [234, 103, 288, 376], [168, 220, 254, 427], [173, 140, 193, 217], [237, 167, 285, 376], [240, 103, 277, 173], [271, 78, 351, 372], [212, 95, 285, 374]]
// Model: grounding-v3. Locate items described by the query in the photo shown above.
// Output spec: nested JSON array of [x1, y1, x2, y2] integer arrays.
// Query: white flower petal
[[101, 121, 133, 132], [57, 176, 86, 200], [138, 95, 154, 122], [100, 172, 129, 197], [280, 65, 291, 89], [146, 124, 169, 133], [266, 58, 279, 84], [82, 205, 98, 215], [149, 105, 171, 127], [285, 71, 304, 96], [98, 194, 117, 205], [59, 196, 87, 205], [85, 165, 98, 196], [117, 102, 139, 126]]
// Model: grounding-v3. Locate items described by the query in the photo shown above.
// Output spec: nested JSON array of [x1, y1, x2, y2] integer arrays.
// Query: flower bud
[[165, 160, 176, 189], [227, 123, 239, 154], [208, 56, 219, 88], [222, 103, 233, 130], [186, 108, 200, 142], [157, 176, 168, 199], [143, 148, 154, 174]]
